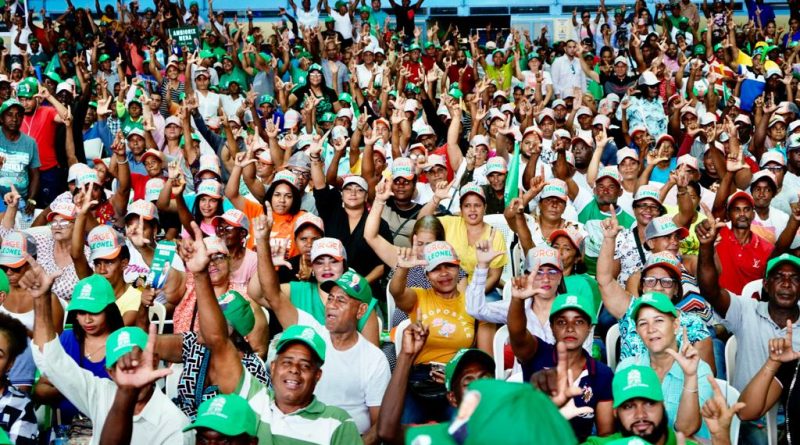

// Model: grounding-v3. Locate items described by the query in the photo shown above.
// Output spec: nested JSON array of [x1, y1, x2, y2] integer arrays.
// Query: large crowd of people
[[0, 0, 799, 443]]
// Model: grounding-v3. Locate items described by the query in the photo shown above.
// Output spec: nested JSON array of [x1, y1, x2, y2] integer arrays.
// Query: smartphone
[[430, 362, 446, 374]]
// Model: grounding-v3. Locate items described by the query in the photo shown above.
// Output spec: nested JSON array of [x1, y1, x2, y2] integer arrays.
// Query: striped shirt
[[237, 369, 363, 444], [0, 385, 38, 445]]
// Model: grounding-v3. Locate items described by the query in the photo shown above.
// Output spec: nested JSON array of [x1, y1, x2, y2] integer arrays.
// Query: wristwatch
[[26, 198, 36, 207]]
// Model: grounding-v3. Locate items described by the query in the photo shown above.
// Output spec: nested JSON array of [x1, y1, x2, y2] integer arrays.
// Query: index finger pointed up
[[556, 341, 569, 378], [787, 319, 794, 343], [189, 221, 204, 242]]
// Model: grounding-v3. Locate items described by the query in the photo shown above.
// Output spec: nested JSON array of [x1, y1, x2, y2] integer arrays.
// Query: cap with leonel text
[[125, 199, 159, 223], [88, 225, 125, 261], [106, 327, 149, 368], [320, 268, 373, 304], [526, 245, 562, 273], [631, 291, 679, 321], [391, 157, 416, 180], [212, 209, 250, 232], [183, 394, 258, 437], [145, 177, 165, 202], [77, 168, 103, 188], [0, 231, 37, 268], [644, 215, 688, 242], [294, 213, 325, 235], [196, 179, 224, 199], [642, 251, 682, 279], [424, 241, 460, 272], [612, 365, 664, 408], [47, 202, 77, 222], [272, 170, 300, 191], [540, 179, 569, 202], [550, 293, 596, 324], [459, 182, 486, 203], [275, 324, 326, 363], [217, 290, 255, 336], [765, 253, 800, 278], [310, 237, 347, 262], [67, 275, 116, 314], [444, 348, 494, 391]]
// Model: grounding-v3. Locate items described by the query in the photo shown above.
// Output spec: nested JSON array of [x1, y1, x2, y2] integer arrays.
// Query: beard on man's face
[[615, 406, 669, 445]]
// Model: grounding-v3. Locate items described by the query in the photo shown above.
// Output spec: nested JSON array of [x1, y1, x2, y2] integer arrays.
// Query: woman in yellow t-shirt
[[438, 183, 508, 292], [389, 240, 494, 423]]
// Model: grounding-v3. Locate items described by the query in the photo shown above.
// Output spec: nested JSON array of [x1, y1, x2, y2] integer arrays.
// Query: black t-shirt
[[777, 360, 800, 443], [314, 186, 394, 296], [392, 4, 417, 38], [598, 72, 637, 98]]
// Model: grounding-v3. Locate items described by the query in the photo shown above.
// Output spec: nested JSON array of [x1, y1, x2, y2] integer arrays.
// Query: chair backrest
[[148, 302, 167, 334], [739, 279, 764, 301], [386, 286, 397, 328], [165, 362, 183, 400], [725, 336, 737, 385], [483, 214, 517, 283], [493, 325, 509, 379], [714, 378, 742, 445], [261, 306, 271, 324], [502, 281, 512, 302], [394, 319, 411, 356], [766, 405, 778, 445], [605, 323, 620, 371]]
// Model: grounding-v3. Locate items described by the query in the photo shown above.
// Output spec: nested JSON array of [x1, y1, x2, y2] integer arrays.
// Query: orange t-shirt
[[270, 210, 306, 258]]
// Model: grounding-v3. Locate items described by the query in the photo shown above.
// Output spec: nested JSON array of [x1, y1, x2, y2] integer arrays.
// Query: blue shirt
[[57, 330, 110, 423], [617, 353, 714, 440], [521, 338, 614, 442]]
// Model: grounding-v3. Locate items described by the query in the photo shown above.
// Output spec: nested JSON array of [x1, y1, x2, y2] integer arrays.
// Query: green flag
[[504, 140, 521, 207]]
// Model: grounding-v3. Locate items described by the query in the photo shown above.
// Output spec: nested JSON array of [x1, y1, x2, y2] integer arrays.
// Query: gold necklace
[[84, 342, 105, 359]]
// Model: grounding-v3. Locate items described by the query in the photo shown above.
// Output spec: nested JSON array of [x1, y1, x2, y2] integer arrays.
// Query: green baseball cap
[[257, 94, 274, 106], [44, 71, 63, 83], [338, 92, 353, 103], [449, 86, 463, 100], [693, 44, 706, 55], [217, 290, 255, 336], [408, 44, 421, 52], [319, 112, 336, 123], [0, 428, 8, 445], [444, 348, 494, 391], [98, 54, 111, 63], [631, 292, 678, 321], [320, 269, 373, 304], [179, 133, 202, 145], [16, 78, 39, 98], [324, 16, 335, 23], [0, 269, 8, 293], [549, 293, 597, 324], [765, 253, 800, 278], [612, 365, 664, 408], [308, 63, 323, 73], [406, 380, 578, 445], [199, 49, 214, 59], [183, 394, 257, 437], [275, 325, 326, 363], [0, 99, 23, 116], [334, 0, 347, 8], [67, 275, 116, 314], [105, 327, 149, 368], [359, 5, 370, 13]]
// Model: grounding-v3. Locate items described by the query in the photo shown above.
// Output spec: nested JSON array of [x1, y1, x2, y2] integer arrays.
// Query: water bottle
[[53, 425, 69, 445], [17, 199, 34, 230]]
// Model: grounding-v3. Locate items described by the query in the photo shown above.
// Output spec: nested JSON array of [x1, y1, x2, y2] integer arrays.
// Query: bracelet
[[765, 364, 780, 373], [682, 385, 698, 393], [117, 159, 129, 165], [309, 155, 321, 160]]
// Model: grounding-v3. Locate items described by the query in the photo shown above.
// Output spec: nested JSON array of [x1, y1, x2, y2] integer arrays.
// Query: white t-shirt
[[297, 309, 390, 434], [220, 94, 245, 118], [296, 7, 320, 29], [195, 90, 221, 121], [10, 25, 30, 56], [752, 206, 790, 243], [330, 10, 354, 40], [355, 64, 384, 89]]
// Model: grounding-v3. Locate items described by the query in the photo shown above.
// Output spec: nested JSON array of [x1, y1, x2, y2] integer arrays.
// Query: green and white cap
[[549, 293, 596, 324], [631, 292, 678, 320], [444, 348, 494, 391], [320, 269, 373, 304], [183, 394, 258, 437], [105, 327, 149, 368], [67, 275, 116, 314], [218, 290, 255, 336], [275, 325, 326, 363], [612, 365, 664, 408], [765, 253, 800, 278]]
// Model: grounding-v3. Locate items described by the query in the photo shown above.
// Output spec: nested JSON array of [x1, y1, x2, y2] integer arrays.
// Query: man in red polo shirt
[[16, 77, 70, 208], [716, 190, 774, 295]]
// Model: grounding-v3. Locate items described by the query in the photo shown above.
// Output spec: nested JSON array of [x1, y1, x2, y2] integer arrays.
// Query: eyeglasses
[[50, 220, 73, 229], [0, 264, 25, 273], [764, 166, 785, 173], [393, 178, 412, 186], [535, 269, 562, 277], [215, 225, 239, 235], [289, 169, 311, 180], [642, 276, 677, 289], [634, 204, 662, 213], [210, 253, 229, 263]]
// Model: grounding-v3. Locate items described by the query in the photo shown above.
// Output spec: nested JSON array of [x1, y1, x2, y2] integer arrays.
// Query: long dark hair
[[67, 304, 125, 346], [192, 195, 224, 223], [0, 313, 27, 386], [265, 181, 302, 215]]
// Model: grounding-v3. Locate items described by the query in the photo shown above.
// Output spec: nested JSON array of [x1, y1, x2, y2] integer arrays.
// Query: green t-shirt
[[485, 63, 514, 90], [237, 367, 363, 444], [220, 66, 249, 89], [289, 281, 377, 332], [0, 131, 40, 199], [581, 429, 699, 445]]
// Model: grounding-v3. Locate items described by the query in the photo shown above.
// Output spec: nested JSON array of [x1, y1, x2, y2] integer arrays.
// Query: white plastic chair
[[725, 336, 737, 385], [739, 279, 764, 301], [766, 405, 778, 445], [261, 306, 271, 324], [386, 286, 397, 327], [148, 302, 167, 334], [502, 281, 512, 302], [714, 378, 742, 445], [165, 363, 183, 400], [483, 214, 518, 284], [492, 325, 510, 379], [606, 323, 620, 371], [394, 319, 411, 356]]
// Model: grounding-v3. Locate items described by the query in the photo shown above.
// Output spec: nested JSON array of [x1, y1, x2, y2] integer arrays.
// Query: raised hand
[[332, 136, 349, 152], [510, 273, 545, 300], [532, 342, 594, 418], [432, 179, 452, 202], [113, 325, 173, 389], [401, 320, 429, 358], [695, 203, 726, 245], [769, 320, 800, 363], [666, 330, 700, 377], [375, 177, 394, 201], [279, 133, 299, 151], [179, 222, 210, 273], [76, 183, 98, 215], [396, 245, 427, 269], [701, 375, 746, 439], [128, 214, 151, 249], [18, 254, 62, 299], [252, 214, 271, 241], [475, 238, 503, 267], [600, 206, 622, 239], [3, 184, 20, 207]]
